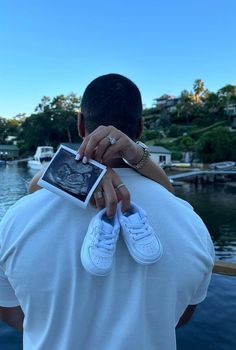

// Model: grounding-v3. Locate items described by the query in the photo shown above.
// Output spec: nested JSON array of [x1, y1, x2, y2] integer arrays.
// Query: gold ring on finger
[[115, 183, 126, 191]]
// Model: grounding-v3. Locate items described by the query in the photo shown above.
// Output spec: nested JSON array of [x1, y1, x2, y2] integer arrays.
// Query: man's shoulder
[[11, 189, 53, 210], [0, 190, 55, 227]]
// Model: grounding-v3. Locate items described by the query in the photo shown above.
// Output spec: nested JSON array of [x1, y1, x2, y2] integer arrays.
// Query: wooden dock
[[168, 169, 236, 180], [213, 261, 236, 277]]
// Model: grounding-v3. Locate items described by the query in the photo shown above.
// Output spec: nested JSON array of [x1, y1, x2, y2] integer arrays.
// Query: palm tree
[[176, 90, 193, 124], [193, 79, 205, 103]]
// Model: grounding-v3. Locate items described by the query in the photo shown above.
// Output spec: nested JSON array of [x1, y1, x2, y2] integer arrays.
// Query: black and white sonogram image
[[39, 145, 107, 207]]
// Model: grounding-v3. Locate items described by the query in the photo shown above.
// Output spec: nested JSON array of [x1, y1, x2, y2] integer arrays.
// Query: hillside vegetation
[[140, 80, 236, 163], [1, 80, 236, 162]]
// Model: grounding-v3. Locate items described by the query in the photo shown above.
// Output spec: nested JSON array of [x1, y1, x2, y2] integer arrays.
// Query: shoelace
[[96, 229, 117, 250], [128, 218, 152, 241]]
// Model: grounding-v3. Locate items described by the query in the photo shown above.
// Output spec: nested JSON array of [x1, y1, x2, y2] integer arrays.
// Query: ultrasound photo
[[38, 145, 107, 208]]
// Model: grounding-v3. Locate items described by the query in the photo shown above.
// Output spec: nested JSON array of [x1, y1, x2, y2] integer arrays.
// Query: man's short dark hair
[[81, 73, 143, 139]]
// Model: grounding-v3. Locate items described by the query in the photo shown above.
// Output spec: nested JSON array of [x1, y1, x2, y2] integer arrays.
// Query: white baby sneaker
[[81, 208, 120, 276], [118, 202, 163, 265]]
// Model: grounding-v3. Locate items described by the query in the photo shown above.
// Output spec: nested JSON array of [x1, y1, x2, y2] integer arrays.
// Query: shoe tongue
[[101, 221, 113, 233], [125, 212, 141, 225]]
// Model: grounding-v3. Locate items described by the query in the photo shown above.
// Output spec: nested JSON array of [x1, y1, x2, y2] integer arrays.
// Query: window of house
[[159, 155, 166, 162]]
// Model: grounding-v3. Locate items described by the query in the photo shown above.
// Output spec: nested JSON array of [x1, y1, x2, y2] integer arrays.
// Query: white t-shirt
[[0, 168, 214, 350]]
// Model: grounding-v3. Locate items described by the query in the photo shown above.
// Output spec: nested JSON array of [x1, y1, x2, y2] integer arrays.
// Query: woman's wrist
[[126, 144, 144, 165], [123, 141, 152, 170]]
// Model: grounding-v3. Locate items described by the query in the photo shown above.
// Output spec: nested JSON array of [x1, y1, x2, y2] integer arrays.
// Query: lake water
[[0, 165, 236, 349]]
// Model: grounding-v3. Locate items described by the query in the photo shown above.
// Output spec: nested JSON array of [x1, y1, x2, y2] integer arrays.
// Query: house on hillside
[[225, 104, 236, 128], [149, 146, 171, 166], [153, 94, 180, 113], [0, 144, 19, 160]]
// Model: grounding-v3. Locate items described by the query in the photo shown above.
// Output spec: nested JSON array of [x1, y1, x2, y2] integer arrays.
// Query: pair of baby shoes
[[81, 202, 163, 276]]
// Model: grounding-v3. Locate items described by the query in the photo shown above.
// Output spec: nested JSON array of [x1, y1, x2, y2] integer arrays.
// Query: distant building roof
[[155, 94, 176, 101], [0, 144, 19, 151], [148, 145, 171, 154]]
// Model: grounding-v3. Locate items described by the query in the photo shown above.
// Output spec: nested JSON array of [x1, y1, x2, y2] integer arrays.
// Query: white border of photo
[[38, 145, 107, 209]]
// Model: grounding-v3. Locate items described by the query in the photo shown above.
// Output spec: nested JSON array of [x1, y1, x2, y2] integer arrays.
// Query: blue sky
[[1, 0, 236, 118]]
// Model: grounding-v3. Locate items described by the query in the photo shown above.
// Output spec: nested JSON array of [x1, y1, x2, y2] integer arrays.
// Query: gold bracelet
[[125, 141, 151, 170]]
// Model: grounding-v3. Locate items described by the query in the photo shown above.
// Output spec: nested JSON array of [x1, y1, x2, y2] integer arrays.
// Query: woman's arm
[[28, 125, 174, 216], [28, 170, 44, 193], [78, 125, 174, 193], [28, 156, 173, 195], [134, 157, 174, 193]]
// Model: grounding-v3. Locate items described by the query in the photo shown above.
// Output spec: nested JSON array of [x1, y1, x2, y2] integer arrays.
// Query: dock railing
[[168, 169, 236, 181], [213, 261, 236, 276]]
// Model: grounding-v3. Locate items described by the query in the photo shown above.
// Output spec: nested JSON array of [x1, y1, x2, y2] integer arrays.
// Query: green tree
[[196, 127, 234, 162], [175, 90, 194, 124], [0, 117, 7, 143], [49, 93, 81, 143], [218, 84, 236, 100], [202, 92, 225, 123], [217, 84, 236, 115], [20, 93, 82, 154], [35, 96, 51, 113], [193, 79, 205, 103], [179, 136, 195, 152], [6, 118, 21, 136]]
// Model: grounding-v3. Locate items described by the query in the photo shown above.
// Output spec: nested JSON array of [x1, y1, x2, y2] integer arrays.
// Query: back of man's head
[[81, 73, 143, 139]]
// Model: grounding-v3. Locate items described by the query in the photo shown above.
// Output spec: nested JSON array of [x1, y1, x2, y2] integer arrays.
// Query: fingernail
[[82, 156, 88, 164], [75, 152, 80, 160]]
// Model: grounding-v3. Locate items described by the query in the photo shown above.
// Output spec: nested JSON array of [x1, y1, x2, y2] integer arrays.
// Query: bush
[[141, 129, 160, 142], [168, 124, 191, 137], [196, 127, 235, 162], [171, 151, 183, 161]]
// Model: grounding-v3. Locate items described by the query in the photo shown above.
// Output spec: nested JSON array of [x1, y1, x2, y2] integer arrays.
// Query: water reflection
[[175, 182, 236, 261], [0, 165, 31, 218]]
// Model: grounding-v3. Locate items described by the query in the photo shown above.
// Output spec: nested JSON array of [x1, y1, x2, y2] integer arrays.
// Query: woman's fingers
[[93, 137, 113, 162], [78, 126, 112, 160], [77, 125, 139, 166], [77, 125, 131, 163], [91, 168, 131, 217], [101, 140, 125, 162], [103, 170, 131, 217], [102, 176, 118, 218], [93, 185, 105, 210], [115, 183, 130, 213]]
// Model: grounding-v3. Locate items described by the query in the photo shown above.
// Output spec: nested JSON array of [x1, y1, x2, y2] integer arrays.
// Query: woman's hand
[[91, 167, 130, 218], [78, 125, 174, 196], [77, 125, 143, 165]]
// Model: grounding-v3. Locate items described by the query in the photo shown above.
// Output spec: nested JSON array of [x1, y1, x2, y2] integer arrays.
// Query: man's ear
[[78, 112, 85, 138], [135, 117, 144, 140]]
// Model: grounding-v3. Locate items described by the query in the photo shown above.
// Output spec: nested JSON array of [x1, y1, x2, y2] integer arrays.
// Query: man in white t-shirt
[[0, 74, 214, 349]]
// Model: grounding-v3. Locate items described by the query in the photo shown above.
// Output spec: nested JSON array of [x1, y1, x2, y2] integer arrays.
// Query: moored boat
[[27, 146, 54, 170], [209, 161, 235, 170]]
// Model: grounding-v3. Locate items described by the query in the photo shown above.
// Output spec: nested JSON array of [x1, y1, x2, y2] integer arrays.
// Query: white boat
[[27, 146, 54, 170], [209, 161, 235, 170]]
